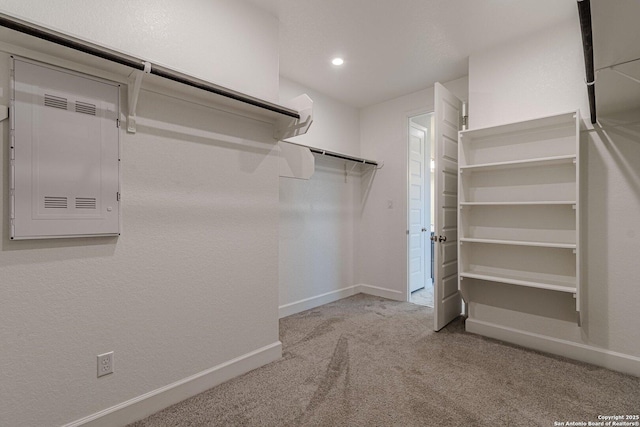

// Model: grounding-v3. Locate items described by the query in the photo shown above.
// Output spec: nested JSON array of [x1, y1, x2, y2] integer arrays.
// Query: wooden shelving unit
[[458, 111, 581, 319]]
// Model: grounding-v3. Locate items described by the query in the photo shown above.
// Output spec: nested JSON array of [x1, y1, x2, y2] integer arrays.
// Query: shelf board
[[460, 271, 577, 293], [460, 237, 576, 249], [0, 15, 301, 124], [458, 111, 578, 140], [460, 201, 576, 206], [460, 155, 576, 172]]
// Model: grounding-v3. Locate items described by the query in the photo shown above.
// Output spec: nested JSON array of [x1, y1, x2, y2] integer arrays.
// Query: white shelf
[[460, 270, 577, 294], [460, 155, 576, 172], [458, 110, 581, 319], [459, 160, 576, 204], [459, 204, 576, 246], [458, 111, 578, 139], [460, 238, 576, 249], [460, 201, 576, 206], [0, 14, 314, 133], [458, 111, 578, 165]]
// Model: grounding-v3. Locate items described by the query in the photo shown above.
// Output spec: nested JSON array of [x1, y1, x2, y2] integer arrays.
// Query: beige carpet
[[130, 294, 640, 426]]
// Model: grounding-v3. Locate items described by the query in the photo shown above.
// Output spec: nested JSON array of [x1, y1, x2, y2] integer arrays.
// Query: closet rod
[[0, 13, 300, 120], [577, 0, 597, 124], [309, 148, 378, 166]]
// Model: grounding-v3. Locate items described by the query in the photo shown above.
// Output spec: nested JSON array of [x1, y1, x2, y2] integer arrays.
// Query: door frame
[[405, 109, 434, 303]]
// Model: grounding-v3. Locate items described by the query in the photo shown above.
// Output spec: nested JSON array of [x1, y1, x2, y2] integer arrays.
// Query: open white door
[[433, 83, 462, 331]]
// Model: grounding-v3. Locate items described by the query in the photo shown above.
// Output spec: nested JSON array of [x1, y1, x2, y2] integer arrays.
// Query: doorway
[[408, 113, 435, 307]]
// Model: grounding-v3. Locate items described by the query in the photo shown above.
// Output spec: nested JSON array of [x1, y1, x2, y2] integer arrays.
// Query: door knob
[[438, 235, 447, 242], [421, 228, 427, 232]]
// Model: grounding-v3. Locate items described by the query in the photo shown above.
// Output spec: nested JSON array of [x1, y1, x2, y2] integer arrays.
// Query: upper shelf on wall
[[0, 12, 313, 138]]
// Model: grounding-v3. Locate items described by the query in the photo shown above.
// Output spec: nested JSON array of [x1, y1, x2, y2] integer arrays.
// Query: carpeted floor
[[130, 294, 640, 426]]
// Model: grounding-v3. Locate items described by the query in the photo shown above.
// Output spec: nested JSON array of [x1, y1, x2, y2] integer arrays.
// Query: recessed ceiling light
[[331, 57, 344, 66]]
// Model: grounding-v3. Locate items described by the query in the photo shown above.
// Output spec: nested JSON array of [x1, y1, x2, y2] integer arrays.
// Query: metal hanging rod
[[577, 0, 596, 124], [0, 13, 300, 120], [309, 147, 378, 166], [280, 140, 379, 166]]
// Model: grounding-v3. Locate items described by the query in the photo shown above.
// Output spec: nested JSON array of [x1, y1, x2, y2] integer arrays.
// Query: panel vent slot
[[44, 94, 68, 110], [75, 101, 97, 116], [75, 197, 97, 209], [44, 196, 68, 209]]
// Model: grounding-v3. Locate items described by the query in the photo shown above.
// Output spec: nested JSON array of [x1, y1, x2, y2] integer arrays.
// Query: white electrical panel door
[[11, 58, 120, 239]]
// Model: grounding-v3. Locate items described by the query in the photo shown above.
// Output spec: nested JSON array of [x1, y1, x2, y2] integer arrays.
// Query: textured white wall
[[278, 78, 362, 315], [358, 89, 433, 300], [468, 17, 640, 361], [0, 59, 281, 427], [0, 2, 282, 424], [582, 111, 640, 358], [468, 19, 588, 129], [0, 0, 280, 102], [279, 157, 361, 311], [358, 77, 468, 300]]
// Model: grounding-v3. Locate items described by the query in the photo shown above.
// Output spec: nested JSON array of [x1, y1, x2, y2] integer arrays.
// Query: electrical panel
[[10, 57, 120, 239]]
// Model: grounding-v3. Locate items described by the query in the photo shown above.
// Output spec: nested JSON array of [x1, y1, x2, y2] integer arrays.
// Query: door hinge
[[462, 101, 468, 130], [116, 118, 120, 128], [117, 192, 121, 201]]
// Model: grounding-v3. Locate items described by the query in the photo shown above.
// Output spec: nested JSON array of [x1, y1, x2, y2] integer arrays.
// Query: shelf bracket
[[345, 161, 361, 183], [595, 57, 640, 86], [608, 67, 640, 86], [279, 141, 315, 180], [274, 94, 313, 140], [127, 61, 152, 134], [577, 311, 582, 327]]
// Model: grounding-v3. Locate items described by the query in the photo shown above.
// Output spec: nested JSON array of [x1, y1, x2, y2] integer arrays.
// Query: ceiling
[[246, 0, 577, 108]]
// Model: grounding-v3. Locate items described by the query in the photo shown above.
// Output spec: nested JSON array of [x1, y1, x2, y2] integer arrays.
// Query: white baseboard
[[64, 342, 282, 427], [279, 284, 405, 318], [466, 319, 640, 377], [279, 286, 359, 318], [356, 284, 404, 301]]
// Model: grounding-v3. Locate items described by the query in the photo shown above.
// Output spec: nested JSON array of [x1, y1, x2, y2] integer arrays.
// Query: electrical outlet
[[97, 352, 114, 377]]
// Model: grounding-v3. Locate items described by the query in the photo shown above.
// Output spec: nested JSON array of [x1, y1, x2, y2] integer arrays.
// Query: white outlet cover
[[97, 352, 114, 377]]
